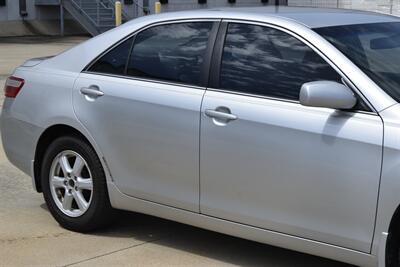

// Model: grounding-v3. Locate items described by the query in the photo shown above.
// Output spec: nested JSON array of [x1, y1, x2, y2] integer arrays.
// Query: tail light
[[4, 76, 25, 98]]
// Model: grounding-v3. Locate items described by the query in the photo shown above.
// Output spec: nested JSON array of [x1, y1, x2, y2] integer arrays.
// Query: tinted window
[[89, 37, 133, 75], [127, 22, 213, 86], [315, 22, 400, 103], [220, 23, 341, 101]]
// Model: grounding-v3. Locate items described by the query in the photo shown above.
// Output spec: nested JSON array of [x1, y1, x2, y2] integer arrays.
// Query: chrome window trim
[[207, 87, 378, 116], [82, 71, 207, 91], [218, 19, 377, 114], [81, 72, 376, 116]]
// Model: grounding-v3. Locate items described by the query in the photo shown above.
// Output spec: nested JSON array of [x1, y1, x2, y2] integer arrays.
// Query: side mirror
[[299, 81, 357, 110]]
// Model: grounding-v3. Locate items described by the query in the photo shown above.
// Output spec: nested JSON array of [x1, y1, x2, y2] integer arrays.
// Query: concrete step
[[85, 12, 114, 18], [81, 7, 113, 12], [85, 9, 113, 14], [86, 14, 114, 20], [74, 0, 104, 3], [79, 3, 113, 8], [86, 14, 114, 19], [87, 17, 116, 25], [80, 4, 100, 9], [84, 11, 114, 16], [97, 18, 115, 22]]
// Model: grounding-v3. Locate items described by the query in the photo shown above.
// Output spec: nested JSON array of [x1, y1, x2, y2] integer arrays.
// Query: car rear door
[[73, 21, 218, 212], [200, 22, 383, 252]]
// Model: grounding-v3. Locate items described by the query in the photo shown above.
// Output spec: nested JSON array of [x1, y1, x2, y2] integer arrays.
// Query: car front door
[[200, 22, 383, 252], [73, 21, 217, 212]]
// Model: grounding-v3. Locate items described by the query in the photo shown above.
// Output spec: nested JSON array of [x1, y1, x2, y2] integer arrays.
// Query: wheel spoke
[[59, 155, 72, 176], [72, 191, 89, 211], [62, 192, 73, 210], [51, 176, 65, 188], [72, 157, 85, 177], [76, 177, 93, 191], [50, 150, 93, 217]]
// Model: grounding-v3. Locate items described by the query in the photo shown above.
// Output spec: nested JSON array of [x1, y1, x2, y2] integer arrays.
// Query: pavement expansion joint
[[63, 236, 166, 267]]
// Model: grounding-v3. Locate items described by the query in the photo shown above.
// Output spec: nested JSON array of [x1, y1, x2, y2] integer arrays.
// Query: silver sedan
[[2, 6, 400, 267]]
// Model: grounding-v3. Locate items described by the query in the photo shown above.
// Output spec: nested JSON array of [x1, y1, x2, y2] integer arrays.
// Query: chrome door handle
[[80, 86, 104, 98], [205, 109, 238, 121]]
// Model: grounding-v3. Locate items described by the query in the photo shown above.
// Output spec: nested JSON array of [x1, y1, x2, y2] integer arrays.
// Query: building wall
[[148, 0, 287, 13], [0, 0, 74, 22], [0, 0, 84, 36], [0, 0, 148, 36], [288, 0, 400, 16], [1, 0, 400, 36], [147, 0, 400, 16], [0, 0, 37, 21], [1, 0, 400, 22]]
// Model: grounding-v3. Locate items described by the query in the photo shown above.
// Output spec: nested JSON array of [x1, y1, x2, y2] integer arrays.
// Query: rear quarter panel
[[1, 67, 108, 182]]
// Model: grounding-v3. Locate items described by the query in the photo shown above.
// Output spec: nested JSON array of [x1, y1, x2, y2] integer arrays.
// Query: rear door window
[[89, 37, 134, 75], [127, 22, 214, 86]]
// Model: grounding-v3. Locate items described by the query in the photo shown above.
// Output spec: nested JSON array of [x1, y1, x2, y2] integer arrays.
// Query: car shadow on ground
[[40, 203, 355, 267]]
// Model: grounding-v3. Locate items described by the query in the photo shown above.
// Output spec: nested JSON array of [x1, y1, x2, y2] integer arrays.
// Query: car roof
[[163, 6, 400, 28]]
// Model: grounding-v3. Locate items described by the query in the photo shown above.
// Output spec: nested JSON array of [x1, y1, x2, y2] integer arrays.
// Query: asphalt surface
[[0, 36, 354, 266]]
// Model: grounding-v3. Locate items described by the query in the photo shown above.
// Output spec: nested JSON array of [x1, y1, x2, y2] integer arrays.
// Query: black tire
[[41, 135, 115, 232], [386, 230, 400, 267]]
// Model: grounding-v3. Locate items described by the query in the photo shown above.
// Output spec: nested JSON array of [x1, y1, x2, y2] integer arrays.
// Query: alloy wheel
[[49, 150, 93, 217]]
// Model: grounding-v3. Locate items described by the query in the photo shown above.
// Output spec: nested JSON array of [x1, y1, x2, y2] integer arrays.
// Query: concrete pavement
[[0, 36, 354, 267]]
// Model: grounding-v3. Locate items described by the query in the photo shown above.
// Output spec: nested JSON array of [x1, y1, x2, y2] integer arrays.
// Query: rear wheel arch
[[34, 124, 94, 193]]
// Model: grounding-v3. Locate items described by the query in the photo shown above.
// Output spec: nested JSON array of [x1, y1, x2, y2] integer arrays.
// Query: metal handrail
[[70, 0, 99, 26], [69, 0, 145, 31]]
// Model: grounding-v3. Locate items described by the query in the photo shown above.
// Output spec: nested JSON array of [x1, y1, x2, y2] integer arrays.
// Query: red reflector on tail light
[[4, 76, 24, 98]]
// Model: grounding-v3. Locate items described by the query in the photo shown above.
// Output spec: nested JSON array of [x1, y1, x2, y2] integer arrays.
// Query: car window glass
[[315, 22, 400, 104], [127, 22, 213, 86], [219, 23, 342, 101], [89, 37, 134, 75]]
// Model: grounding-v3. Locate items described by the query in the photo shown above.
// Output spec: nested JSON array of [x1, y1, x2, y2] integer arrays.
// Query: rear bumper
[[1, 98, 43, 190]]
